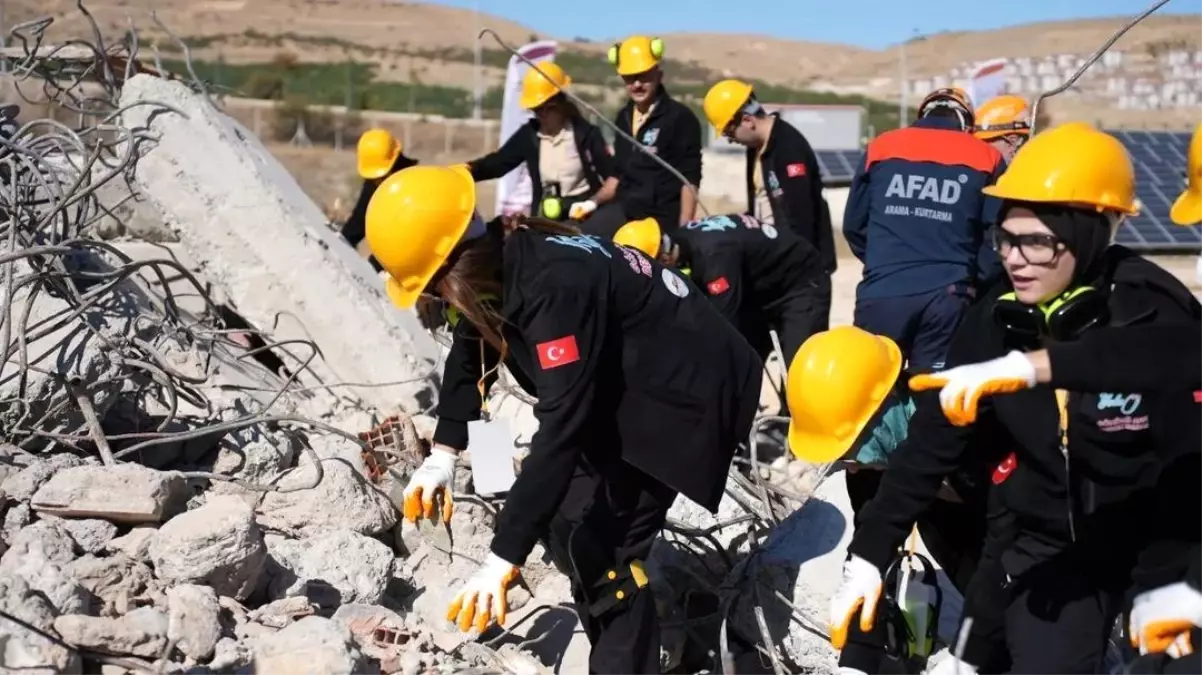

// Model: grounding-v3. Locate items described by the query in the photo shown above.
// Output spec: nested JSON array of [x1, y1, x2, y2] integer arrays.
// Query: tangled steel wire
[[0, 3, 443, 494]]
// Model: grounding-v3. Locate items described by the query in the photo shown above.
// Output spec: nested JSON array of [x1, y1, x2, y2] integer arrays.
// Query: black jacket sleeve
[[585, 124, 616, 180], [670, 108, 703, 186], [776, 131, 836, 273], [432, 320, 502, 450], [847, 302, 994, 571], [341, 179, 377, 247], [1047, 322, 1202, 393], [491, 276, 603, 565], [468, 127, 529, 182], [691, 245, 744, 328]]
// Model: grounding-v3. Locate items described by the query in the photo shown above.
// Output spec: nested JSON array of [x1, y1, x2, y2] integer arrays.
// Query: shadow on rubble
[[483, 604, 583, 673]]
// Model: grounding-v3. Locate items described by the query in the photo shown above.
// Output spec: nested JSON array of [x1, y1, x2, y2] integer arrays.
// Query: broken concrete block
[[209, 432, 295, 499], [252, 616, 370, 675], [54, 607, 169, 658], [105, 524, 158, 560], [0, 442, 36, 486], [248, 596, 319, 629], [2, 502, 31, 543], [166, 584, 222, 662], [265, 530, 395, 606], [0, 575, 82, 674], [330, 603, 414, 669], [49, 517, 119, 554], [119, 74, 438, 413], [209, 637, 252, 671], [258, 441, 396, 536], [31, 464, 187, 524], [1, 454, 87, 503], [68, 554, 155, 617], [0, 521, 90, 615], [148, 495, 267, 601]]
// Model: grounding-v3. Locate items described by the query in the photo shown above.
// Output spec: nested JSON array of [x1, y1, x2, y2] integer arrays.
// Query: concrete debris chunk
[[105, 524, 158, 559], [54, 607, 170, 658], [252, 616, 371, 675], [265, 530, 395, 606], [0, 442, 37, 486], [209, 637, 253, 671], [1, 454, 87, 503], [68, 554, 156, 617], [248, 596, 319, 629], [0, 521, 90, 615], [257, 441, 397, 536], [31, 464, 187, 523], [2, 502, 32, 543], [1, 520, 76, 566], [0, 575, 82, 674], [166, 584, 223, 661], [49, 517, 120, 554], [149, 495, 267, 601]]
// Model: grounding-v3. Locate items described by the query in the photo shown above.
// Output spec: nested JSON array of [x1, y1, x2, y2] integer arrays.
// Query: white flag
[[968, 58, 1008, 110], [495, 41, 558, 217]]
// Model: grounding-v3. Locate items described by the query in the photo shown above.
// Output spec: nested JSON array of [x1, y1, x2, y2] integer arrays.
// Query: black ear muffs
[[993, 286, 1110, 342]]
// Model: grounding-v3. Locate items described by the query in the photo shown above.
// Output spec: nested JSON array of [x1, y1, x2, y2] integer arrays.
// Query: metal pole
[[899, 38, 907, 127], [471, 0, 482, 120]]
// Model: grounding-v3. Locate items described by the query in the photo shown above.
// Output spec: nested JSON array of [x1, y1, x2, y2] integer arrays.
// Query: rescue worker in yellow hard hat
[[973, 94, 1032, 163], [341, 128, 417, 271], [832, 122, 1201, 673], [366, 165, 761, 673], [465, 62, 619, 224], [784, 327, 1015, 674], [892, 122, 1202, 675], [1171, 122, 1202, 227], [580, 36, 703, 239], [703, 79, 837, 277], [613, 212, 828, 371]]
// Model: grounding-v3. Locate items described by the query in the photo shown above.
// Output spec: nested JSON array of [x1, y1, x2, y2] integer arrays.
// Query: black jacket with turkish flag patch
[[744, 114, 836, 273], [434, 226, 762, 565]]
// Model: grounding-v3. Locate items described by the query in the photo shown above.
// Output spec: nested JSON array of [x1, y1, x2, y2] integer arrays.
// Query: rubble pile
[[0, 7, 860, 675]]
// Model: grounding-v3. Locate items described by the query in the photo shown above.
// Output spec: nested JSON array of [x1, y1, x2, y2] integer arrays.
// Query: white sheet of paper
[[468, 419, 517, 496]]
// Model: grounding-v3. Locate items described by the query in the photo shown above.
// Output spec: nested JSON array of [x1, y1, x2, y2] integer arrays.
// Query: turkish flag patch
[[1193, 390, 1201, 403], [707, 277, 731, 295], [537, 335, 580, 370], [786, 162, 807, 178], [992, 452, 1017, 485]]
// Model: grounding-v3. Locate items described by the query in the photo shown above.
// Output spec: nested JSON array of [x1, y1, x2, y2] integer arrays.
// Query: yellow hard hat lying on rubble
[[1172, 123, 1202, 226], [785, 326, 902, 464], [366, 165, 477, 310]]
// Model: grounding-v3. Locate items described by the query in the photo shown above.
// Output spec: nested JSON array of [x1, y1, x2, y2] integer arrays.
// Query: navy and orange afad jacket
[[844, 116, 1006, 300]]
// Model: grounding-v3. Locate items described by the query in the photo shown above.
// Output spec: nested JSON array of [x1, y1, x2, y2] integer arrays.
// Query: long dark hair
[[434, 216, 580, 352]]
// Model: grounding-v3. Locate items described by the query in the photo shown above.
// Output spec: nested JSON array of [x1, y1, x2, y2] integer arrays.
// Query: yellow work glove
[[402, 447, 457, 524], [1130, 582, 1202, 655], [909, 351, 1037, 426], [446, 553, 520, 632], [829, 555, 884, 650]]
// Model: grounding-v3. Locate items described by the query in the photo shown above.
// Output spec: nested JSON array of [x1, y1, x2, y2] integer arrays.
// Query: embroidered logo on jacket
[[707, 277, 730, 295], [786, 162, 807, 178], [545, 235, 612, 258]]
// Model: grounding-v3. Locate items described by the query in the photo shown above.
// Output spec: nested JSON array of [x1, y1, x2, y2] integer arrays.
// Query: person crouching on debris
[[973, 95, 1032, 164], [613, 213, 829, 370], [464, 62, 620, 224], [366, 165, 762, 674], [341, 128, 418, 272], [785, 326, 1011, 674], [833, 122, 1201, 674]]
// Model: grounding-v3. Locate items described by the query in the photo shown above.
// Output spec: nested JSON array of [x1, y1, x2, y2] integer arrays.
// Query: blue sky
[[423, 0, 1201, 50]]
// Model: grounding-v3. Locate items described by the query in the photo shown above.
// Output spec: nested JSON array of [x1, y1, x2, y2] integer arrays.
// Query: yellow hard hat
[[703, 79, 754, 133], [974, 95, 1031, 140], [918, 87, 975, 126], [785, 326, 902, 464], [614, 217, 662, 257], [366, 165, 477, 309], [608, 35, 664, 76], [1171, 123, 1202, 226], [357, 128, 402, 180], [983, 122, 1140, 216], [519, 62, 571, 110]]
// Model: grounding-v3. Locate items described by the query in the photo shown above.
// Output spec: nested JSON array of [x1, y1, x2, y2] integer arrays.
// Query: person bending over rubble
[[831, 122, 1201, 674], [364, 165, 762, 674], [612, 213, 829, 370], [464, 62, 620, 225], [785, 326, 1011, 674], [341, 128, 419, 272]]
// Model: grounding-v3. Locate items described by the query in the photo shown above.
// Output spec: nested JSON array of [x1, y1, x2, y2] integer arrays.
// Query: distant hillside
[[11, 1, 1201, 129]]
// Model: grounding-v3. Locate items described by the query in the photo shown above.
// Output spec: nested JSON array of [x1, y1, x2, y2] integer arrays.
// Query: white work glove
[[568, 200, 597, 220], [446, 552, 520, 632], [925, 649, 979, 675], [829, 555, 884, 650], [402, 447, 457, 524], [909, 351, 1037, 426], [1129, 581, 1202, 655]]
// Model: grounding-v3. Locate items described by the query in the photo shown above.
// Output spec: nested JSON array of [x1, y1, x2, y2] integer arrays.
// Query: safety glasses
[[992, 228, 1066, 265]]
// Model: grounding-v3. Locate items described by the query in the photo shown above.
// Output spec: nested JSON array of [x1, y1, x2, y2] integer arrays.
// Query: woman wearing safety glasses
[[828, 122, 1201, 674]]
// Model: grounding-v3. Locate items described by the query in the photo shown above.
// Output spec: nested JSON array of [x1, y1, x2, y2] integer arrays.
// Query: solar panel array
[[1110, 130, 1199, 251], [816, 131, 1198, 252]]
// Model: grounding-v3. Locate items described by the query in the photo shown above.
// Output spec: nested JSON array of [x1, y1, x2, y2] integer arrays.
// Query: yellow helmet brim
[[1171, 189, 1202, 227]]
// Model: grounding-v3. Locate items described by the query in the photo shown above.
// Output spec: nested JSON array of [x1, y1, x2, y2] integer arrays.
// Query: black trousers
[[543, 458, 677, 674], [577, 200, 629, 240], [763, 275, 832, 370], [840, 469, 991, 673]]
